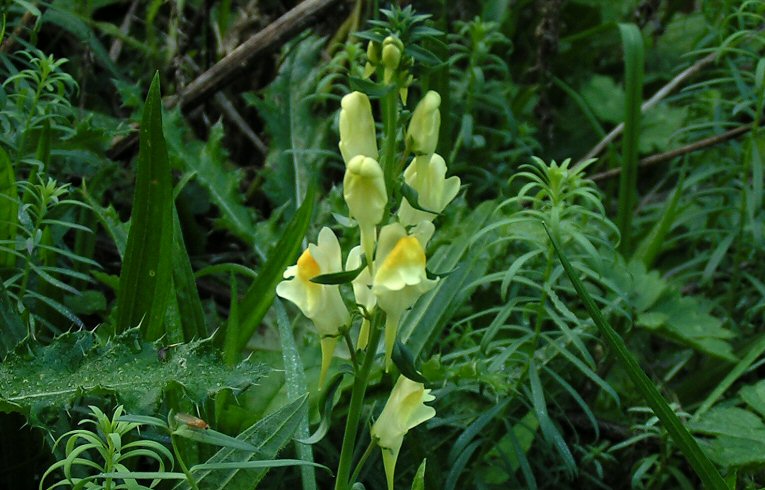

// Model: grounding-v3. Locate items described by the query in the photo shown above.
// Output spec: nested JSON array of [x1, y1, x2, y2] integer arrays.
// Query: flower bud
[[339, 92, 378, 165], [344, 155, 387, 273], [398, 153, 461, 227], [371, 375, 436, 490], [367, 40, 381, 64], [382, 36, 403, 84], [406, 91, 441, 155]]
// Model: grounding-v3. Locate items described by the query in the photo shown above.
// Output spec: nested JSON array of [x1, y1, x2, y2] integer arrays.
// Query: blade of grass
[[235, 184, 314, 356], [616, 23, 644, 254], [0, 147, 17, 270], [274, 298, 315, 490], [115, 73, 173, 340], [171, 208, 206, 340], [693, 331, 765, 420], [545, 224, 728, 489]]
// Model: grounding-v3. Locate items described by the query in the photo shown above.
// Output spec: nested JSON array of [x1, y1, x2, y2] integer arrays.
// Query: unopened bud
[[406, 91, 441, 155]]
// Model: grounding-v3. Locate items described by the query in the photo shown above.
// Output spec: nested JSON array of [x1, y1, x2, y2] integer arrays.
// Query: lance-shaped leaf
[[115, 73, 174, 340], [0, 146, 17, 269], [172, 395, 309, 489], [545, 224, 728, 490]]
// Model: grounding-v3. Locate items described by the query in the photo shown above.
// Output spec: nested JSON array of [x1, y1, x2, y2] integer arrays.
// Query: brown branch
[[108, 0, 344, 160], [590, 124, 753, 182], [108, 0, 139, 62], [0, 11, 35, 53], [169, 0, 342, 111]]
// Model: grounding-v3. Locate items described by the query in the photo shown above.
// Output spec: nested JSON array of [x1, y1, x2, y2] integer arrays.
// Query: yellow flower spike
[[373, 223, 437, 371], [371, 375, 436, 490], [382, 36, 403, 84], [339, 92, 378, 165], [343, 155, 387, 267], [276, 227, 350, 387], [398, 153, 461, 227], [406, 91, 441, 155], [345, 246, 376, 349]]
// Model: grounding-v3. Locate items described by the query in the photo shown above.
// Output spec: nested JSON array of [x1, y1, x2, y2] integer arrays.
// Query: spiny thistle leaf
[[0, 329, 266, 428]]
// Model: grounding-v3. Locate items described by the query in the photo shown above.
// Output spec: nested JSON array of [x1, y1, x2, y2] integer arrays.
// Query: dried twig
[[577, 51, 718, 166], [108, 0, 344, 160], [590, 124, 753, 182], [108, 0, 139, 62], [168, 0, 343, 111]]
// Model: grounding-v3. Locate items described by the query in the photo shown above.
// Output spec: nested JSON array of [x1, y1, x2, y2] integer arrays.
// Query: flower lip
[[296, 248, 321, 281]]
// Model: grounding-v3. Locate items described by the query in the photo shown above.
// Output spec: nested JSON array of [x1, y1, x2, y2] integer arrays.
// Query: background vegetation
[[0, 0, 764, 488]]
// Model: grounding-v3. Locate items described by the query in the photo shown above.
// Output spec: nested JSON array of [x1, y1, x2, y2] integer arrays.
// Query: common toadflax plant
[[276, 12, 458, 489]]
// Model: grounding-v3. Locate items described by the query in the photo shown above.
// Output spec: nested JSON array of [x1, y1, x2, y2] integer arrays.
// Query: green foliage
[[40, 405, 174, 489], [245, 35, 329, 213], [172, 395, 310, 489], [115, 73, 174, 341], [1, 1, 764, 488], [0, 329, 266, 427]]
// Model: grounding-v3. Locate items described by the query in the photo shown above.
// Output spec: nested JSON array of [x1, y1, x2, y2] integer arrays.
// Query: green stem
[[381, 88, 398, 203], [171, 433, 199, 490], [342, 328, 359, 370], [349, 439, 376, 485], [334, 312, 383, 490]]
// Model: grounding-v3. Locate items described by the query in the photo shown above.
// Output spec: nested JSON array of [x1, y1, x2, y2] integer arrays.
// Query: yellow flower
[[345, 246, 375, 349], [371, 375, 436, 490], [339, 92, 378, 165], [373, 222, 437, 370], [276, 227, 350, 387], [343, 155, 387, 266], [406, 91, 441, 155], [398, 153, 461, 227]]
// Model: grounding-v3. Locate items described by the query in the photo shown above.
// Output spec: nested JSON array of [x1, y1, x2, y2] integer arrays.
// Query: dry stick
[[108, 0, 140, 62], [168, 0, 342, 111], [576, 51, 718, 167], [0, 11, 35, 53], [213, 93, 269, 155], [590, 124, 752, 182], [108, 0, 343, 159]]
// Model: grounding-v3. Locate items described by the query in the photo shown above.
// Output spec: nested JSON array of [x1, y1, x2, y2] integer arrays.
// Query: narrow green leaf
[[275, 298, 316, 490], [448, 399, 510, 464], [171, 208, 206, 340], [0, 283, 25, 359], [221, 273, 241, 366], [392, 339, 427, 383], [191, 459, 329, 472], [694, 332, 765, 420], [545, 225, 729, 489], [400, 182, 439, 215], [237, 185, 314, 353], [173, 426, 258, 451], [173, 395, 309, 489], [0, 146, 17, 270], [529, 360, 576, 474], [116, 73, 174, 340], [633, 171, 684, 268], [296, 372, 345, 445], [411, 459, 426, 490], [310, 255, 366, 285], [616, 23, 644, 254]]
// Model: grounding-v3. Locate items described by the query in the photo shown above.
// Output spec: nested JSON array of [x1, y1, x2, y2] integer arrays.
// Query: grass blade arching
[[545, 224, 728, 490]]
